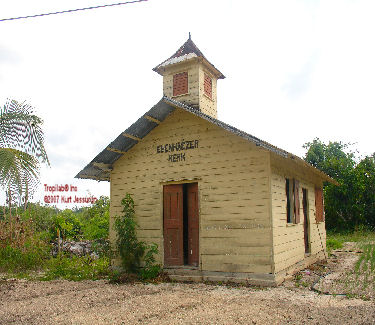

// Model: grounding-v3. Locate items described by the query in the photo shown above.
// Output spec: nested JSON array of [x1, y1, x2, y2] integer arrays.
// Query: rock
[[51, 240, 108, 257], [70, 244, 84, 256]]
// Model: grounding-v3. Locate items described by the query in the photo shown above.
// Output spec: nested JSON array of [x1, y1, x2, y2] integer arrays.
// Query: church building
[[76, 36, 335, 285]]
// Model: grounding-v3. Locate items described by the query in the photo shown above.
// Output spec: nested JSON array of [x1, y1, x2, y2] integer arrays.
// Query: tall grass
[[326, 228, 375, 253], [43, 255, 110, 281], [354, 243, 375, 288], [0, 216, 110, 280], [0, 218, 50, 272], [327, 227, 375, 245]]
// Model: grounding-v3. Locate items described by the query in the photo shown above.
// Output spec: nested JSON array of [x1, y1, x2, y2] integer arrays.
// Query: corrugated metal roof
[[75, 96, 335, 184]]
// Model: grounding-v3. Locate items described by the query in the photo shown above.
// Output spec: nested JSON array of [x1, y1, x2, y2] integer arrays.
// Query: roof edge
[[76, 96, 336, 186]]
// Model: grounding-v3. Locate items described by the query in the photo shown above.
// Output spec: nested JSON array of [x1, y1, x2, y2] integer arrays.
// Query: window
[[204, 73, 212, 99], [315, 187, 324, 223], [286, 178, 300, 224], [173, 72, 188, 97]]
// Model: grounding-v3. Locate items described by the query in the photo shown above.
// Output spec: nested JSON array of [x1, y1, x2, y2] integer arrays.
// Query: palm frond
[[0, 148, 40, 204], [0, 99, 49, 164]]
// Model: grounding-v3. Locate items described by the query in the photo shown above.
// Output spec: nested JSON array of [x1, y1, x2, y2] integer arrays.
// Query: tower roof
[[153, 36, 225, 79]]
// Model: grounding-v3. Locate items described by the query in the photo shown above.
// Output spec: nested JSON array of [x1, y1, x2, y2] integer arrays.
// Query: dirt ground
[[1, 247, 374, 325]]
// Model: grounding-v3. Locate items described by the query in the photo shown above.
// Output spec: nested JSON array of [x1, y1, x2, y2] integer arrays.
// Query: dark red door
[[187, 183, 199, 266], [163, 184, 184, 266]]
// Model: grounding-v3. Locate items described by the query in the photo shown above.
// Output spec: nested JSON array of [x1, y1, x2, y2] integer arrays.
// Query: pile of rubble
[[51, 240, 103, 259]]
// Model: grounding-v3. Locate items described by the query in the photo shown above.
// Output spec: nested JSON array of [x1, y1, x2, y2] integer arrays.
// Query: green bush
[[115, 194, 145, 273], [52, 210, 83, 241], [140, 243, 161, 280], [20, 203, 57, 233], [81, 196, 109, 240], [82, 215, 109, 240], [114, 193, 161, 280], [43, 255, 110, 281]]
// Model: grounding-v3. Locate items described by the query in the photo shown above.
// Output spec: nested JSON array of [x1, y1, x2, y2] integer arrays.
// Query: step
[[164, 267, 201, 276], [168, 274, 203, 282]]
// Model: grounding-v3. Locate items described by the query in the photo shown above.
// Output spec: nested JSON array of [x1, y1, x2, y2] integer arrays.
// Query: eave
[[76, 96, 336, 186]]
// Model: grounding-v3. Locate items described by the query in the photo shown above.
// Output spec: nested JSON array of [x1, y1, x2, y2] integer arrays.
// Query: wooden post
[[57, 228, 61, 254], [8, 186, 12, 242], [24, 182, 29, 212]]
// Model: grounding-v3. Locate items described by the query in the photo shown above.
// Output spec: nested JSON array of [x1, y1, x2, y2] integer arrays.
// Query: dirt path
[[1, 279, 374, 324], [1, 247, 374, 325]]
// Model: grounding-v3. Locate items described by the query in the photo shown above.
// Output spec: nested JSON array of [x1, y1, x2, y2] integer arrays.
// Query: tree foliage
[[12, 196, 110, 242], [80, 196, 110, 240], [304, 138, 375, 231]]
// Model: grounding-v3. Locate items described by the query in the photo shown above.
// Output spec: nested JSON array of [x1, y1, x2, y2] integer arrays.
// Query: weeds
[[0, 241, 50, 273], [325, 230, 375, 300], [327, 228, 375, 245], [0, 218, 50, 273], [326, 238, 343, 253], [43, 255, 110, 281]]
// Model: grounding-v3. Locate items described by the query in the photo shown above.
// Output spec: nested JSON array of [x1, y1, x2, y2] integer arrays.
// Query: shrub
[[51, 210, 83, 241], [81, 196, 109, 240], [115, 194, 145, 273], [114, 193, 160, 279], [140, 243, 161, 280], [82, 215, 109, 241]]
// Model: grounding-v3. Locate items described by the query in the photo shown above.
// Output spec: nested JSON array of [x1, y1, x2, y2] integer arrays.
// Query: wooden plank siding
[[198, 66, 217, 118], [163, 62, 200, 108], [109, 108, 273, 274], [270, 154, 326, 274], [163, 60, 218, 118]]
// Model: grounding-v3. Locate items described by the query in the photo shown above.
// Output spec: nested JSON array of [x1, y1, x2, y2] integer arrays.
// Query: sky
[[0, 0, 374, 208]]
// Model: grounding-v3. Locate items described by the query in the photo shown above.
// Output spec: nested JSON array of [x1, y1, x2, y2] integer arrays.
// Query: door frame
[[302, 188, 310, 254], [161, 179, 201, 268]]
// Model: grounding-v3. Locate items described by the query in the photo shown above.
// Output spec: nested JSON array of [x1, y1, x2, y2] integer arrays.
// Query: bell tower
[[153, 35, 225, 119]]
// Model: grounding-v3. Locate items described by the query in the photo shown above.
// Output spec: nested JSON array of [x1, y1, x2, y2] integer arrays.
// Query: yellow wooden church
[[77, 36, 334, 285]]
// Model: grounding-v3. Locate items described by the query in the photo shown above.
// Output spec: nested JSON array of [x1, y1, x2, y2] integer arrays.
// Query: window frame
[[315, 186, 325, 223], [286, 178, 300, 224], [172, 71, 189, 97], [203, 72, 213, 99]]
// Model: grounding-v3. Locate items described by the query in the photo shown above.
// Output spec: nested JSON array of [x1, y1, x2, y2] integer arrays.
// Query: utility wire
[[0, 0, 148, 22]]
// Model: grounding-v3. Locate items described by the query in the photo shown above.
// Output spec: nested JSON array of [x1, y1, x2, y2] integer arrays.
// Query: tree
[[81, 196, 110, 240], [0, 99, 49, 208], [304, 138, 375, 231], [356, 154, 375, 228]]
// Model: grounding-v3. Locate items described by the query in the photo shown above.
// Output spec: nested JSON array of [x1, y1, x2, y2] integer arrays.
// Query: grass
[[326, 238, 344, 253], [326, 229, 375, 253], [42, 254, 110, 281], [326, 229, 375, 299], [327, 228, 375, 244], [0, 241, 50, 273], [0, 240, 110, 281]]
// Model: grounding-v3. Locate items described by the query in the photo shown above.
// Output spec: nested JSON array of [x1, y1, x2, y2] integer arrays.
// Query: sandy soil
[[1, 248, 374, 325]]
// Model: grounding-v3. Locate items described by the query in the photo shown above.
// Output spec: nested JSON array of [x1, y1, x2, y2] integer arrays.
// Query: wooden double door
[[163, 183, 199, 267]]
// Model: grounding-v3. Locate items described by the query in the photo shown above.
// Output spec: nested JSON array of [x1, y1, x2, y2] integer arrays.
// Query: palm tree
[[0, 99, 49, 209]]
